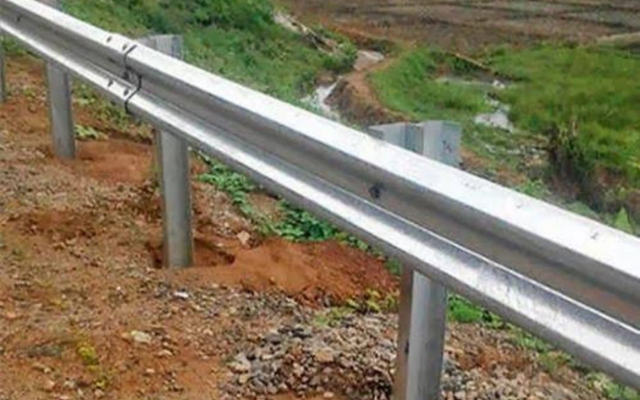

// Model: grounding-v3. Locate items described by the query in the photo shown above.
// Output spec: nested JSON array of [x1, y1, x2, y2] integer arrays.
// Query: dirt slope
[[0, 55, 396, 399], [0, 54, 611, 400]]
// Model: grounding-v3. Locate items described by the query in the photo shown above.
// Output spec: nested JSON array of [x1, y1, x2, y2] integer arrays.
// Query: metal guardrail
[[0, 0, 638, 395]]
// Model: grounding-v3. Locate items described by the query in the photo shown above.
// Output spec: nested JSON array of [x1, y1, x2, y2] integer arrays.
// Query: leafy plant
[[589, 373, 639, 400], [273, 202, 337, 242], [75, 125, 107, 141], [198, 160, 255, 215]]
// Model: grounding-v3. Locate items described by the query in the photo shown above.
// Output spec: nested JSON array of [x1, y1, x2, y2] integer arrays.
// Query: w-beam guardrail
[[0, 0, 638, 397]]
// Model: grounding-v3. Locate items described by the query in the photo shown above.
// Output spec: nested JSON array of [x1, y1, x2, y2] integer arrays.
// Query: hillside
[[0, 1, 637, 400]]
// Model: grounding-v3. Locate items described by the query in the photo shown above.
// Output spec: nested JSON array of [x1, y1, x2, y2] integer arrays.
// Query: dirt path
[[0, 55, 611, 400]]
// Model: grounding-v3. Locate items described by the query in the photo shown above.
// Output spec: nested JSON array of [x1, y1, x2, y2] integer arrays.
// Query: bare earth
[[0, 56, 612, 399], [281, 0, 640, 51]]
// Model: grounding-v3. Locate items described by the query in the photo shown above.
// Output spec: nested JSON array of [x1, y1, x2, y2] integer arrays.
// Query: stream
[[305, 52, 516, 134]]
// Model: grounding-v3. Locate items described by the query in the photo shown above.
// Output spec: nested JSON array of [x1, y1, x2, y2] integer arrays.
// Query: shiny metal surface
[[144, 35, 194, 268], [45, 63, 75, 158], [1, 0, 639, 388]]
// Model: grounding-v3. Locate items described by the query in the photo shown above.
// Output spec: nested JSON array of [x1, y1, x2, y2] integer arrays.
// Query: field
[[283, 0, 640, 230], [281, 0, 640, 50]]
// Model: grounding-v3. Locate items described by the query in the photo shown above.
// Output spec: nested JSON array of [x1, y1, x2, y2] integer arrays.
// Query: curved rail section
[[1, 0, 638, 394]]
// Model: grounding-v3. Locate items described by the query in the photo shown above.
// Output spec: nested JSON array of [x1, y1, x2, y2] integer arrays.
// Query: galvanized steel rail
[[1, 0, 639, 395]]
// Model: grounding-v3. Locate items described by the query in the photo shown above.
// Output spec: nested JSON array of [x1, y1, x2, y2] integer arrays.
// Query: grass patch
[[487, 45, 639, 208], [370, 49, 491, 122], [371, 46, 639, 228], [62, 0, 355, 102]]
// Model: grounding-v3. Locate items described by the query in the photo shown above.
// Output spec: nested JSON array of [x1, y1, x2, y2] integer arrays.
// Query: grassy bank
[[371, 46, 639, 232], [63, 0, 354, 102]]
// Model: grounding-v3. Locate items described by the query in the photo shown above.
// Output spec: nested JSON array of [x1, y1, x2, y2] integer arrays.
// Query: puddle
[[305, 50, 386, 119], [304, 81, 341, 119], [474, 98, 515, 133]]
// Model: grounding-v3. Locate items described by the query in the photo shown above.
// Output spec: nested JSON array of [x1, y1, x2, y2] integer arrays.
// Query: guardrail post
[[0, 34, 7, 103], [46, 63, 76, 158], [40, 0, 76, 159], [142, 35, 194, 268], [371, 121, 461, 400]]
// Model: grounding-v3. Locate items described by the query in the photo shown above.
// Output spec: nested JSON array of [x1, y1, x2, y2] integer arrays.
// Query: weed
[[589, 373, 639, 400], [273, 202, 337, 242], [538, 351, 572, 374], [384, 258, 402, 276], [76, 342, 100, 366], [1, 37, 29, 57], [516, 179, 552, 198], [312, 307, 353, 327], [75, 125, 107, 141], [198, 160, 256, 216], [344, 289, 398, 314]]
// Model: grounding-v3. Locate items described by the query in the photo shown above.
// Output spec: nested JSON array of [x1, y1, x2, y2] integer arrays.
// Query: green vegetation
[[370, 49, 490, 122], [589, 374, 640, 400], [488, 46, 639, 204], [75, 125, 107, 141], [63, 0, 355, 102], [371, 46, 639, 229]]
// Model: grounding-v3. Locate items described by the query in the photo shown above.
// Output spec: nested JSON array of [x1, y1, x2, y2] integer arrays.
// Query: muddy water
[[304, 50, 385, 119]]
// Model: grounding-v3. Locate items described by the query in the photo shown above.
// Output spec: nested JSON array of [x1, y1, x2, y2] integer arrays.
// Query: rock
[[229, 353, 251, 373], [236, 231, 252, 247], [173, 291, 190, 300], [129, 330, 152, 345], [144, 368, 156, 376], [324, 392, 335, 399], [3, 311, 19, 321], [313, 348, 335, 364], [32, 362, 51, 374], [43, 379, 56, 392], [354, 50, 385, 71], [264, 332, 283, 345], [156, 349, 173, 358]]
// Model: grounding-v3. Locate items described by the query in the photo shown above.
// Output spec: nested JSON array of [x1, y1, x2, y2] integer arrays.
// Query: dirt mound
[[169, 239, 397, 306], [73, 140, 153, 185], [327, 78, 403, 126]]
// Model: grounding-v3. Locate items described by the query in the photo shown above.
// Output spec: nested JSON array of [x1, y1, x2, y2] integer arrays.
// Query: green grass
[[487, 45, 639, 198], [62, 0, 355, 102], [370, 49, 491, 122], [371, 46, 639, 227]]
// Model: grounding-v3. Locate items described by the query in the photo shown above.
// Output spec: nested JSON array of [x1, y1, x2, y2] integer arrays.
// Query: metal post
[[46, 63, 76, 158], [143, 35, 194, 268], [0, 34, 7, 103], [371, 121, 461, 400], [39, 0, 76, 158]]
